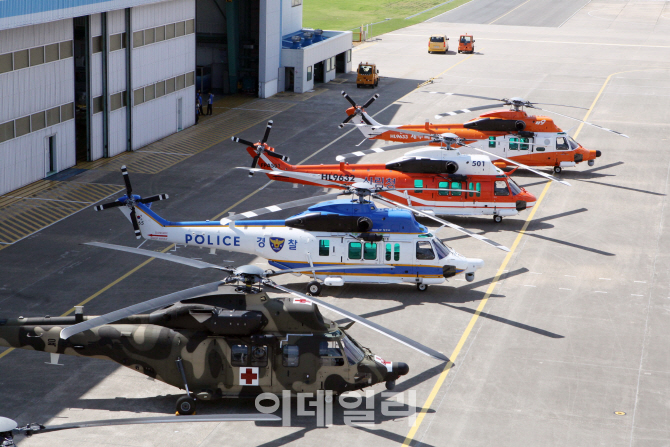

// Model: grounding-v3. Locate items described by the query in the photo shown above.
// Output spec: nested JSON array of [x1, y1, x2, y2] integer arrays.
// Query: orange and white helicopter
[[232, 121, 567, 223], [339, 91, 628, 174]]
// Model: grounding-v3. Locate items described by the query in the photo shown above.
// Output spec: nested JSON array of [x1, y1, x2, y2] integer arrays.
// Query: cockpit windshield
[[432, 238, 450, 259], [567, 136, 580, 150], [342, 334, 365, 365], [508, 178, 522, 195], [358, 65, 373, 75]]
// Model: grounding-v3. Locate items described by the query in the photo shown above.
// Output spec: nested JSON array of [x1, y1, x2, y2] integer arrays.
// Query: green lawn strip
[[303, 0, 473, 39]]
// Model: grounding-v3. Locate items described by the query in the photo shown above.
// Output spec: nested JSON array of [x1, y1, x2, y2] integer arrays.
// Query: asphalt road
[[2, 1, 670, 446], [430, 0, 592, 27]]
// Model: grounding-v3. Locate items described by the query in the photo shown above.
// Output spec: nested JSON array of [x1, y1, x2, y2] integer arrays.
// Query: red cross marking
[[241, 368, 258, 384], [294, 298, 311, 304]]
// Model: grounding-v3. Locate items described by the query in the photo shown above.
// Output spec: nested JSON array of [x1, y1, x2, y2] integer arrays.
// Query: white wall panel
[[0, 59, 73, 123], [108, 9, 126, 35], [0, 18, 72, 53], [109, 107, 127, 157], [132, 0, 194, 31], [0, 120, 75, 195], [108, 50, 127, 95], [90, 13, 102, 37], [132, 34, 195, 88], [90, 112, 103, 160], [281, 0, 302, 35], [132, 86, 194, 149]]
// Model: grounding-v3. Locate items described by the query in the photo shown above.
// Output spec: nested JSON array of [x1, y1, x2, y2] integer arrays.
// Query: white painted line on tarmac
[[631, 294, 644, 297], [634, 281, 647, 283], [599, 278, 611, 280], [529, 272, 542, 275], [565, 275, 576, 278], [524, 284, 536, 287], [594, 291, 608, 294], [559, 288, 571, 291]]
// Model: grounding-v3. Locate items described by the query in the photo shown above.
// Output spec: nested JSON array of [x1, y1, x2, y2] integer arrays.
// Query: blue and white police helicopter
[[94, 165, 509, 295]]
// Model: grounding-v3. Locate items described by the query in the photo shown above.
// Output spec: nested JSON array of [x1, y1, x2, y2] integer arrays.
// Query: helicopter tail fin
[[118, 202, 169, 240]]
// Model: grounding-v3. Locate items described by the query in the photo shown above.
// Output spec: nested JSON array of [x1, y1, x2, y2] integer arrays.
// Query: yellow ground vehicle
[[458, 34, 475, 53], [356, 62, 379, 88], [428, 35, 449, 54]]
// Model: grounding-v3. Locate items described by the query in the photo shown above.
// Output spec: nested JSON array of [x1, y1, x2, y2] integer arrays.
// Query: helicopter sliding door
[[505, 135, 533, 161], [223, 339, 272, 392]]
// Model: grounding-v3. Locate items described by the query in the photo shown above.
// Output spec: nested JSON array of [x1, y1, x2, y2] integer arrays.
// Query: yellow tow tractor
[[356, 62, 379, 88]]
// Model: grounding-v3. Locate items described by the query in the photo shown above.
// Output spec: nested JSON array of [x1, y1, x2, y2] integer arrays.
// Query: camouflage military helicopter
[[0, 414, 279, 446], [0, 243, 447, 416]]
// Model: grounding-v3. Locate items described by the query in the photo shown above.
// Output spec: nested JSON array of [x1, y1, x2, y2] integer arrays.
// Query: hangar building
[[0, 0, 352, 195]]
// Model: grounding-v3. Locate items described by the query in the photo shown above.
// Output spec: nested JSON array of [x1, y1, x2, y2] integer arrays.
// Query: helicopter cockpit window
[[508, 178, 522, 196], [319, 239, 330, 256], [358, 65, 373, 75], [432, 239, 450, 259], [231, 344, 249, 366], [416, 241, 435, 260], [567, 137, 579, 150], [319, 341, 345, 366], [251, 345, 268, 367], [363, 242, 377, 260], [348, 242, 362, 259], [282, 345, 299, 367], [342, 335, 365, 365], [556, 137, 569, 150], [494, 180, 510, 196]]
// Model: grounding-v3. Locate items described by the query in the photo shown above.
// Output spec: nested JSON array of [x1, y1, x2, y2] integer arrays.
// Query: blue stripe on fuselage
[[268, 260, 460, 276]]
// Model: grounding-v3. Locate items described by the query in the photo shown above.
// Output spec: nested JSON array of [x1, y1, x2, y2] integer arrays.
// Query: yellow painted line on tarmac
[[488, 0, 534, 24], [401, 71, 618, 446]]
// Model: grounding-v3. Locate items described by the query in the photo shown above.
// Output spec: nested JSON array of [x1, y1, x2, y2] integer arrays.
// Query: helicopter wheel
[[176, 395, 197, 416], [416, 283, 428, 292], [553, 166, 562, 174], [386, 380, 396, 390], [493, 215, 503, 224], [307, 281, 323, 296]]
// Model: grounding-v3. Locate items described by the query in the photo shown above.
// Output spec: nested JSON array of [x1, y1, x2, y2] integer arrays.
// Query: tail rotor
[[93, 165, 168, 239], [231, 120, 290, 176], [339, 91, 379, 128]]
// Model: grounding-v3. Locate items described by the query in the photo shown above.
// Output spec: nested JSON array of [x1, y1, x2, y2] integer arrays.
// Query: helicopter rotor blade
[[460, 142, 571, 186], [338, 113, 356, 129], [60, 280, 225, 340], [341, 90, 358, 108], [360, 114, 373, 126], [529, 102, 588, 110], [93, 200, 124, 212], [335, 146, 395, 161], [121, 165, 133, 196], [261, 120, 273, 144], [528, 105, 629, 138], [129, 208, 142, 239], [231, 136, 257, 147], [266, 282, 449, 362], [238, 168, 352, 188], [249, 154, 261, 170], [434, 103, 503, 119], [361, 93, 379, 109], [83, 242, 233, 270], [264, 150, 290, 162], [374, 196, 510, 252], [220, 192, 344, 224], [137, 194, 169, 204], [422, 91, 503, 102]]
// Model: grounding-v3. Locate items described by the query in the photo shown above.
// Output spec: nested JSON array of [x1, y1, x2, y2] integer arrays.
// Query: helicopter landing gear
[[307, 281, 323, 296], [175, 357, 196, 415], [416, 283, 428, 292], [176, 395, 196, 415], [553, 166, 562, 174], [493, 215, 503, 223], [386, 380, 396, 390]]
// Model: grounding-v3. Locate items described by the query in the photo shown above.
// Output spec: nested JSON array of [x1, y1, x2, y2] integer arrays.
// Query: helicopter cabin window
[[231, 345, 249, 366], [386, 243, 392, 261], [363, 242, 377, 260], [468, 182, 481, 198], [438, 181, 449, 196], [416, 241, 435, 260], [319, 341, 345, 366], [488, 136, 496, 148], [385, 243, 400, 261], [319, 239, 329, 256], [556, 137, 569, 150], [494, 180, 510, 196], [451, 181, 462, 196], [282, 345, 299, 367], [348, 242, 362, 259], [342, 335, 365, 365], [520, 137, 530, 151], [251, 346, 268, 367], [414, 179, 423, 193], [509, 137, 519, 150]]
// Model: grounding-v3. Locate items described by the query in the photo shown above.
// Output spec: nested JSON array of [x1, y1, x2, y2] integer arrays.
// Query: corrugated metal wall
[[0, 19, 75, 195]]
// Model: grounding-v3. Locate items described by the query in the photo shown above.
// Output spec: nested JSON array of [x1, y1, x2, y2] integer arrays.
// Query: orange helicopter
[[339, 91, 629, 174], [231, 121, 568, 224]]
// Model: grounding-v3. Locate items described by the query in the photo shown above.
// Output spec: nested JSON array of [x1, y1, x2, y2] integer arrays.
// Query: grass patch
[[303, 0, 473, 39]]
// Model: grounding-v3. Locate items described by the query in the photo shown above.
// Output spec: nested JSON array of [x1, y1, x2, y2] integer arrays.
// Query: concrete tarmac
[[2, 1, 670, 446]]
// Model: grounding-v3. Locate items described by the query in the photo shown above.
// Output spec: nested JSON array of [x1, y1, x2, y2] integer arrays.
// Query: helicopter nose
[[595, 150, 602, 158], [386, 362, 409, 381]]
